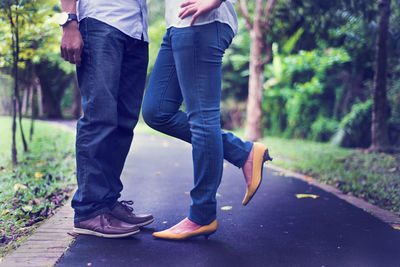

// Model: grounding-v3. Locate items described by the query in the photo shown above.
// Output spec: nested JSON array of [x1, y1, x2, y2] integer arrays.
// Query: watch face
[[56, 12, 69, 26]]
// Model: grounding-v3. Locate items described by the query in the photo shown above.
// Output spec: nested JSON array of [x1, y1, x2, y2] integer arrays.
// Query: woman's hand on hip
[[179, 0, 224, 25]]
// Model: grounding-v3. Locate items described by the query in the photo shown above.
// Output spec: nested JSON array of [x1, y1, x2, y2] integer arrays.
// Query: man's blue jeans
[[72, 18, 148, 222], [142, 22, 252, 225]]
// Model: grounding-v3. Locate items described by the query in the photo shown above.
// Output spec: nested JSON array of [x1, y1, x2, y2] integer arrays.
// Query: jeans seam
[[158, 64, 177, 116], [196, 29, 218, 196], [79, 18, 92, 197]]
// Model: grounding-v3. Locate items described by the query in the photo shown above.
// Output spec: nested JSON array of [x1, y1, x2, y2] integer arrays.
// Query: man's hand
[[60, 21, 84, 67], [179, 0, 223, 25]]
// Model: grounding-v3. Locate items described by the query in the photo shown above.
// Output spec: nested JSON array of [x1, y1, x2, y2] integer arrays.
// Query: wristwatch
[[57, 12, 78, 27]]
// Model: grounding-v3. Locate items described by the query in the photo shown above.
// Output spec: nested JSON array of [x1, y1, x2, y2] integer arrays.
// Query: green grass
[[232, 129, 400, 215], [0, 116, 76, 258]]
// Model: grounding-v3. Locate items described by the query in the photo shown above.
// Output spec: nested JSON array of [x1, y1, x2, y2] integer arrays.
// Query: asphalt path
[[57, 132, 400, 267]]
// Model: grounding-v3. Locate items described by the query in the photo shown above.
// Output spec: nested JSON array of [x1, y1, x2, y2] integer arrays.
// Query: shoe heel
[[204, 230, 216, 240], [263, 148, 273, 162]]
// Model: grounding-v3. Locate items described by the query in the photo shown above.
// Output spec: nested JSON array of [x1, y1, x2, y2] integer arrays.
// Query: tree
[[0, 0, 27, 164], [238, 0, 278, 141], [369, 0, 391, 152], [0, 0, 67, 163]]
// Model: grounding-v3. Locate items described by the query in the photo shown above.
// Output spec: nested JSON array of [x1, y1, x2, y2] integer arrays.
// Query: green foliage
[[0, 74, 12, 115], [222, 17, 251, 102], [0, 117, 75, 256], [147, 19, 166, 76], [263, 42, 350, 139], [0, 0, 68, 70], [332, 100, 372, 148], [0, 0, 75, 118], [310, 116, 338, 142]]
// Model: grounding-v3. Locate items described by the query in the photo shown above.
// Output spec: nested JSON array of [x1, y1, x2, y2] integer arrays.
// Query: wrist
[[58, 12, 78, 27], [62, 20, 79, 31]]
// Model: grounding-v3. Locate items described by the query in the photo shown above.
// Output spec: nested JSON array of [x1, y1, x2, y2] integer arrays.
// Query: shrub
[[331, 100, 372, 148], [310, 116, 339, 142]]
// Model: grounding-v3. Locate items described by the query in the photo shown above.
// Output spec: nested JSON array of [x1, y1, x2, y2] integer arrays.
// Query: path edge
[[267, 163, 400, 227]]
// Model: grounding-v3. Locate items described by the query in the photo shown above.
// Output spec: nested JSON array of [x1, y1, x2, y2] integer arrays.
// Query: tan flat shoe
[[153, 218, 217, 240]]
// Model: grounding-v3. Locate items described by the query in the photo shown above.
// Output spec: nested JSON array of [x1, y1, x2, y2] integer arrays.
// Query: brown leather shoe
[[73, 213, 140, 238], [110, 200, 154, 227]]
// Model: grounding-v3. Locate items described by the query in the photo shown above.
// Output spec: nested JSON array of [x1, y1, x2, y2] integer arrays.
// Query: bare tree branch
[[237, 0, 253, 30], [264, 0, 279, 19]]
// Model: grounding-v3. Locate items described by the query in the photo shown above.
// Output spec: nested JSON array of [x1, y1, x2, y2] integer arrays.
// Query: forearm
[[60, 0, 77, 14], [60, 0, 83, 66]]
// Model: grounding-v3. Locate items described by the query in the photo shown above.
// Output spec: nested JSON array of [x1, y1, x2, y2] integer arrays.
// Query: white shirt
[[165, 0, 238, 35], [77, 0, 149, 42]]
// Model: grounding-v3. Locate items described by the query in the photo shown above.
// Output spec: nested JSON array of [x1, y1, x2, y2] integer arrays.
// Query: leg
[[108, 38, 149, 208], [142, 30, 189, 142], [170, 22, 235, 225], [73, 18, 127, 222], [143, 37, 252, 169]]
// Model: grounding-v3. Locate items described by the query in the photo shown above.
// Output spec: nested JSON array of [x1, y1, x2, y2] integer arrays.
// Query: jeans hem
[[74, 206, 111, 223], [236, 142, 253, 168]]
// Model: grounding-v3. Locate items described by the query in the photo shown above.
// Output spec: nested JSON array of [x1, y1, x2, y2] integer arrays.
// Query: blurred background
[[0, 0, 399, 257], [0, 0, 399, 149]]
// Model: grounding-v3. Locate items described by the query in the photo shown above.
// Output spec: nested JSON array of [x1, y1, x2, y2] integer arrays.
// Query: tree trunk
[[36, 77, 44, 117], [11, 69, 18, 165], [370, 0, 391, 152], [14, 11, 28, 152], [8, 5, 18, 165], [245, 0, 264, 141], [21, 85, 29, 115], [29, 84, 35, 141]]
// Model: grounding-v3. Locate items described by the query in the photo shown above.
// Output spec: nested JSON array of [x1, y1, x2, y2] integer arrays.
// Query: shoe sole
[[73, 227, 140, 238], [136, 217, 155, 227]]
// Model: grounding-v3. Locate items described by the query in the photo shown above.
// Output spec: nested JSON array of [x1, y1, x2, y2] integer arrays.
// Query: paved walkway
[[57, 133, 400, 267]]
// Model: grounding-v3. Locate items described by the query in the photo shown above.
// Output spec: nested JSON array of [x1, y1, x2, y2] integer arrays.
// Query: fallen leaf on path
[[184, 192, 190, 195], [221, 206, 232, 211], [1, 210, 9, 216], [13, 183, 27, 191], [223, 163, 227, 168], [162, 141, 169, 147], [21, 205, 32, 212], [216, 193, 222, 197], [87, 263, 92, 266], [305, 176, 313, 181], [392, 225, 400, 230], [389, 168, 397, 173], [36, 160, 45, 166], [34, 172, 43, 178], [33, 198, 41, 205], [295, 194, 319, 199], [155, 172, 161, 176]]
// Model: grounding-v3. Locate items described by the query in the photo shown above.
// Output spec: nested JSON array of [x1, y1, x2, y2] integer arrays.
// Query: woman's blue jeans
[[143, 22, 252, 225], [72, 18, 148, 222]]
